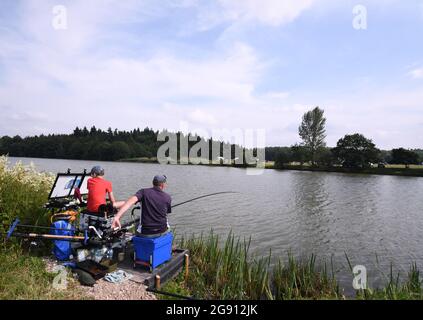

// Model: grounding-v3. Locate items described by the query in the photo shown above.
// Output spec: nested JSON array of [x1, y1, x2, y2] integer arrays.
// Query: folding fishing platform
[[118, 245, 190, 289]]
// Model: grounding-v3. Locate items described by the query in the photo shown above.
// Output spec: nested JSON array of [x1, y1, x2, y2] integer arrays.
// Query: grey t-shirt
[[135, 186, 171, 234]]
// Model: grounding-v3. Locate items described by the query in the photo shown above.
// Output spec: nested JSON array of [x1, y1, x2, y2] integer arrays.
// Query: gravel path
[[81, 278, 157, 300], [43, 257, 157, 300]]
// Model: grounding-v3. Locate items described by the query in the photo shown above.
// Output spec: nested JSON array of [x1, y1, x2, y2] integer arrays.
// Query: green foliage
[[290, 144, 311, 165], [332, 133, 381, 168], [390, 148, 420, 166], [0, 126, 160, 161], [272, 254, 339, 299], [166, 233, 423, 300], [0, 126, 251, 163], [0, 245, 86, 299], [412, 149, 423, 163], [315, 147, 337, 167], [174, 232, 339, 300], [0, 156, 54, 232], [274, 149, 292, 168], [298, 107, 327, 165]]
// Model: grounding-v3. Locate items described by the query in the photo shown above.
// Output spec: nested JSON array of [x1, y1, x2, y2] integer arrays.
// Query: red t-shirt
[[87, 177, 113, 212]]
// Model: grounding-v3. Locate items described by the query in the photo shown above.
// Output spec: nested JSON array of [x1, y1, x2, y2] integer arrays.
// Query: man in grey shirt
[[111, 175, 171, 237]]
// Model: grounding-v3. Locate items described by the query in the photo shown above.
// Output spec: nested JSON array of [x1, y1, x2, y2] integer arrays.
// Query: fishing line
[[120, 191, 238, 230], [171, 191, 238, 209]]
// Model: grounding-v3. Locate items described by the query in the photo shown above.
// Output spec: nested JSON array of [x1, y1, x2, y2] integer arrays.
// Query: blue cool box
[[132, 232, 173, 269]]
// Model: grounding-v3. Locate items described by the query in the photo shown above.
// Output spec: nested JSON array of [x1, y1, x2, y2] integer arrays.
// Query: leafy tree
[[390, 148, 420, 167], [412, 149, 423, 163], [68, 141, 85, 159], [332, 134, 380, 168], [315, 147, 337, 167], [109, 141, 131, 160], [298, 107, 327, 166], [290, 144, 310, 166], [274, 149, 292, 168], [380, 150, 392, 164]]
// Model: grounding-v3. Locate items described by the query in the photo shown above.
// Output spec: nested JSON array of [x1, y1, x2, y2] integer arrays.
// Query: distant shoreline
[[8, 155, 423, 177], [272, 165, 423, 177], [117, 157, 423, 177]]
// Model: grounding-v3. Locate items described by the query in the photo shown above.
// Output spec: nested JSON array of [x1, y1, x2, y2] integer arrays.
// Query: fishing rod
[[146, 287, 197, 300], [119, 191, 238, 230], [172, 191, 238, 209], [0, 231, 85, 242]]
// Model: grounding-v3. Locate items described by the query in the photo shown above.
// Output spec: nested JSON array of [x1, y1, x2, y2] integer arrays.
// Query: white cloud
[[196, 0, 316, 31], [220, 0, 315, 26], [0, 0, 422, 150], [188, 109, 217, 126], [408, 68, 423, 79]]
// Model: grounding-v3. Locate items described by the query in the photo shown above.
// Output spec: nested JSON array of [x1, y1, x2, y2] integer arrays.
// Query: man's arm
[[111, 196, 138, 229], [108, 191, 116, 205]]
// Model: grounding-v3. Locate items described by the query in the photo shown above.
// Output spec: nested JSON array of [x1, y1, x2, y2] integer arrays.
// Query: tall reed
[[177, 232, 340, 300]]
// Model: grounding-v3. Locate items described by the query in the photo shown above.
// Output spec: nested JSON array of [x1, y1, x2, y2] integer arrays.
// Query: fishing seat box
[[132, 232, 173, 271]]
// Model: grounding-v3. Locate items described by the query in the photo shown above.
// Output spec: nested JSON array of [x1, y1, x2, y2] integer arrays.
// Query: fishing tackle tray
[[76, 260, 109, 280]]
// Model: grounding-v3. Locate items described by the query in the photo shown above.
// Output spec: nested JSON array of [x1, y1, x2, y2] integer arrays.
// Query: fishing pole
[[1, 223, 77, 232], [119, 191, 238, 230], [146, 287, 197, 300], [0, 231, 85, 242], [171, 191, 238, 208]]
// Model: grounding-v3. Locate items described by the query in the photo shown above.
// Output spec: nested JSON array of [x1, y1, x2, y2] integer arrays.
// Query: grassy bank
[[117, 156, 423, 177], [0, 156, 87, 299], [162, 232, 423, 300], [0, 244, 86, 299], [164, 232, 340, 300], [0, 156, 55, 231], [118, 157, 158, 163], [272, 164, 423, 177]]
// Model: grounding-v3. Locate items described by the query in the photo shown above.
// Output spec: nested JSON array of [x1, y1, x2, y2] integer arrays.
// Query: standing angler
[[112, 175, 172, 237]]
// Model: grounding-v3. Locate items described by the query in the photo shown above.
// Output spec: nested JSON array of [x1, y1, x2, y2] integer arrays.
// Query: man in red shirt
[[87, 166, 124, 213]]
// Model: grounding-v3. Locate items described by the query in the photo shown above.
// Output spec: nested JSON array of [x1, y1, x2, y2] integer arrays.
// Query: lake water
[[8, 156, 423, 295]]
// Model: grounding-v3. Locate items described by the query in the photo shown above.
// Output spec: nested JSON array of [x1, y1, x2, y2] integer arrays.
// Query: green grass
[[271, 164, 423, 177], [164, 232, 340, 300], [272, 254, 340, 300], [163, 233, 423, 300], [385, 164, 423, 169], [352, 263, 423, 300], [0, 244, 87, 300]]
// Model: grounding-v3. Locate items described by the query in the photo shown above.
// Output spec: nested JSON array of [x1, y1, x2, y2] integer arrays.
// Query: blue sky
[[0, 0, 423, 148]]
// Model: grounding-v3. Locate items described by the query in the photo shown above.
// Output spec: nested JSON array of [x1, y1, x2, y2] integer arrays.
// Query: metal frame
[[47, 170, 88, 200]]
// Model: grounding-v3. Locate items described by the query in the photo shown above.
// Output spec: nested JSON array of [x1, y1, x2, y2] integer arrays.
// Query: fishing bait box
[[132, 232, 173, 270], [76, 260, 109, 280]]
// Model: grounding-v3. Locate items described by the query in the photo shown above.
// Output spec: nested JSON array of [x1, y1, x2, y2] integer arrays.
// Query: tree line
[[0, 117, 421, 167], [273, 107, 423, 169], [0, 126, 247, 162]]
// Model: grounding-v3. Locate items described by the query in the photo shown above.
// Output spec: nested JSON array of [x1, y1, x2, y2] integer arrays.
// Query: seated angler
[[87, 165, 124, 215], [111, 175, 171, 237]]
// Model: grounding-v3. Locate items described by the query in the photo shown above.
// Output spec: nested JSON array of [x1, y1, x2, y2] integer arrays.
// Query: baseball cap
[[90, 165, 105, 176], [153, 175, 167, 184]]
